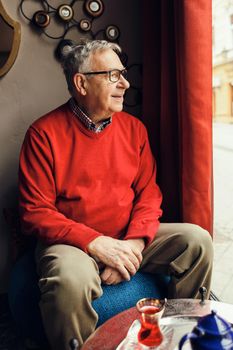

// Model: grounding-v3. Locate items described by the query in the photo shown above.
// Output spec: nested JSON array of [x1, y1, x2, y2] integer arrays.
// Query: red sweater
[[19, 102, 162, 252]]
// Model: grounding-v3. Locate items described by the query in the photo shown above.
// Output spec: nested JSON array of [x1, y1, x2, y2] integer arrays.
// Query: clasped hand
[[87, 236, 145, 284]]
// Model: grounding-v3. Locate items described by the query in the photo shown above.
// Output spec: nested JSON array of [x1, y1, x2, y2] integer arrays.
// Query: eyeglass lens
[[109, 69, 127, 82]]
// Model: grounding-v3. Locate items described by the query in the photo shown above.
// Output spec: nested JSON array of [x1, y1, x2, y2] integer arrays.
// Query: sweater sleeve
[[18, 127, 102, 251], [124, 124, 163, 245]]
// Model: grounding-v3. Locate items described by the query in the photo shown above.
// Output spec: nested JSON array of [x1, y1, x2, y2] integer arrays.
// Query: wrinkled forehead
[[88, 48, 124, 71]]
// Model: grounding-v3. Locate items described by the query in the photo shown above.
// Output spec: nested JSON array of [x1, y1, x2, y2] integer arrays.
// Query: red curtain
[[142, 0, 213, 235]]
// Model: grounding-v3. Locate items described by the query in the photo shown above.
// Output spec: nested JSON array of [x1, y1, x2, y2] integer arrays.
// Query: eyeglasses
[[82, 68, 127, 83]]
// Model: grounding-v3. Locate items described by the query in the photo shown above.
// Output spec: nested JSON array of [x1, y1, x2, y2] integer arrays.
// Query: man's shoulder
[[114, 111, 147, 133], [30, 102, 69, 132], [114, 111, 145, 126]]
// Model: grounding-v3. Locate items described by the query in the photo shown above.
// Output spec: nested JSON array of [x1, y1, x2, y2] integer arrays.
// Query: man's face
[[80, 49, 130, 121]]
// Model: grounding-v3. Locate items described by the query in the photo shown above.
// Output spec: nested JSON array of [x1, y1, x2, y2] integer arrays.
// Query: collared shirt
[[69, 98, 112, 133]]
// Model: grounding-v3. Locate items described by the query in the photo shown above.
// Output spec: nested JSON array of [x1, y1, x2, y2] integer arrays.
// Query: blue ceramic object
[[179, 310, 233, 350]]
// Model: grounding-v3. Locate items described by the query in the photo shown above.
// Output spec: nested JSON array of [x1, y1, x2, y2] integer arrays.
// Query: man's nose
[[118, 75, 130, 89]]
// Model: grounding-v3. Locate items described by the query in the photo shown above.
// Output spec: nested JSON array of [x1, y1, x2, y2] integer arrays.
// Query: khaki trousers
[[35, 223, 213, 350]]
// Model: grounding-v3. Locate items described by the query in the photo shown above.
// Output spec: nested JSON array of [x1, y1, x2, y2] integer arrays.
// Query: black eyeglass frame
[[82, 68, 127, 83]]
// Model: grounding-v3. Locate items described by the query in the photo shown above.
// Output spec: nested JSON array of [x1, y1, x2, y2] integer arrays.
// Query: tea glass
[[136, 298, 167, 348]]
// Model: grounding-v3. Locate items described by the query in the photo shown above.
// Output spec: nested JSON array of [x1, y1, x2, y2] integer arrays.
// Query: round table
[[82, 299, 233, 350]]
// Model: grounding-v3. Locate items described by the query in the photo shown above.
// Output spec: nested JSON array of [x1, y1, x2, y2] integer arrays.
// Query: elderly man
[[19, 40, 213, 349]]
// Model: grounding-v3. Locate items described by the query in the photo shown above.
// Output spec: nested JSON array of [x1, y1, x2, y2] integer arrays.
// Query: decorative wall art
[[19, 0, 142, 108], [19, 0, 120, 43], [0, 0, 21, 77]]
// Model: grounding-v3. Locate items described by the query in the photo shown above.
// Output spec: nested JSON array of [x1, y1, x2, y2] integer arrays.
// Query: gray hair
[[60, 40, 122, 94]]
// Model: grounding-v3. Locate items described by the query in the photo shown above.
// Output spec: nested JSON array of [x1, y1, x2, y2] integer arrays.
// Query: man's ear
[[73, 73, 87, 96]]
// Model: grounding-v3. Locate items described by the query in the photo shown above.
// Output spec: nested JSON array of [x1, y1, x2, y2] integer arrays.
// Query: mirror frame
[[0, 0, 21, 77]]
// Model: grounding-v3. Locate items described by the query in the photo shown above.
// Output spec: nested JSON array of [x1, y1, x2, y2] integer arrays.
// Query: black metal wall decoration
[[19, 0, 118, 41], [19, 0, 142, 109]]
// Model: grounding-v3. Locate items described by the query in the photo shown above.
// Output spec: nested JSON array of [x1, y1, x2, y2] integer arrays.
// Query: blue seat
[[8, 249, 169, 347]]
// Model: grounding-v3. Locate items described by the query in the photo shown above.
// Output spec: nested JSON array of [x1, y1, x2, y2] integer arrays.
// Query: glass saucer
[[116, 319, 174, 350]]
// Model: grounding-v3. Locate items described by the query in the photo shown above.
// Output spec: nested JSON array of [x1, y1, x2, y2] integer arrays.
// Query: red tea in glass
[[136, 298, 166, 347]]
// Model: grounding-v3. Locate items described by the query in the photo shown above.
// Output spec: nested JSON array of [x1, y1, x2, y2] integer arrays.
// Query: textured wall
[[0, 0, 141, 292]]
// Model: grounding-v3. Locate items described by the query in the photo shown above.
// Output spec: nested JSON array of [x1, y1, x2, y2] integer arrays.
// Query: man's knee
[[167, 225, 213, 299], [37, 244, 102, 302], [58, 258, 100, 296], [169, 224, 213, 273], [178, 223, 213, 256]]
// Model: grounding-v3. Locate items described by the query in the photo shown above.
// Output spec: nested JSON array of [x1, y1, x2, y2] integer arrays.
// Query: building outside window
[[213, 0, 233, 122], [212, 0, 233, 303]]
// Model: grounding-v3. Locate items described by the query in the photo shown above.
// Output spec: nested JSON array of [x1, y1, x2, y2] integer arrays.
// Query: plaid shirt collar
[[69, 98, 112, 133]]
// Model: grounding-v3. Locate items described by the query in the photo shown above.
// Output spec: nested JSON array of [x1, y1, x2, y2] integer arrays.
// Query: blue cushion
[[93, 272, 169, 326], [8, 250, 47, 346], [8, 250, 169, 346]]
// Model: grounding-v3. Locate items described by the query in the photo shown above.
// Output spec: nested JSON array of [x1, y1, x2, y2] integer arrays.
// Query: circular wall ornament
[[79, 19, 92, 32], [32, 11, 50, 28], [58, 5, 74, 21], [84, 0, 104, 17], [105, 25, 120, 41], [55, 39, 75, 60]]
